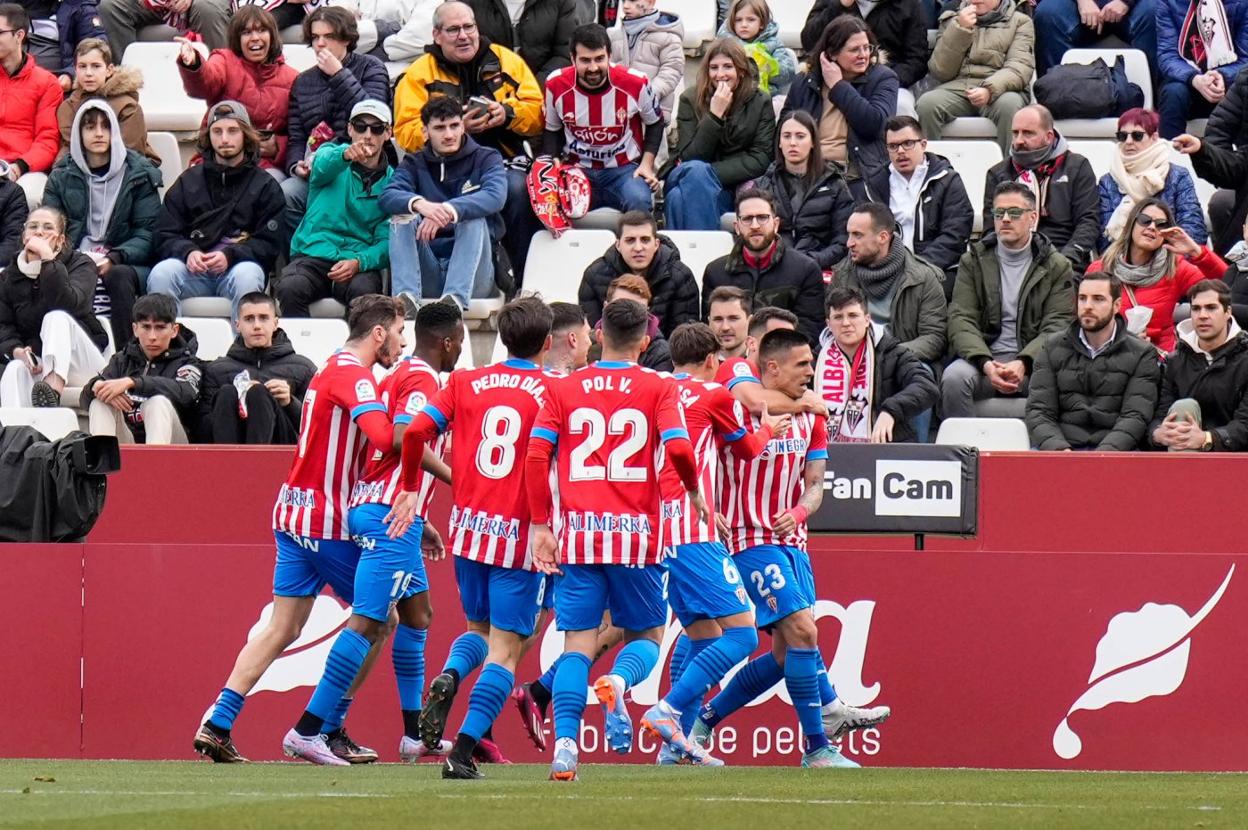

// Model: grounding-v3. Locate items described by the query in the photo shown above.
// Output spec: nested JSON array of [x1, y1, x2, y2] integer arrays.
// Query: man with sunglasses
[[944, 181, 1075, 418], [276, 100, 395, 319]]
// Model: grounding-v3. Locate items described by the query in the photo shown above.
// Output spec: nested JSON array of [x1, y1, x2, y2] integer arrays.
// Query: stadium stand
[[926, 140, 1004, 235], [1055, 49, 1153, 139], [0, 407, 82, 440], [935, 417, 1030, 451], [122, 42, 206, 133], [179, 317, 234, 361], [667, 0, 717, 53], [145, 131, 185, 198], [663, 229, 734, 291], [523, 229, 618, 304], [283, 319, 350, 368]]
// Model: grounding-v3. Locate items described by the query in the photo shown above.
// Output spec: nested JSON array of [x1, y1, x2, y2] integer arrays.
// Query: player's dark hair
[[852, 201, 898, 236], [571, 23, 610, 56], [758, 327, 809, 365], [735, 186, 776, 216], [132, 293, 178, 324], [748, 306, 798, 338], [346, 294, 404, 341], [1189, 278, 1232, 310], [617, 210, 658, 238], [707, 285, 752, 315], [303, 5, 359, 52], [885, 115, 923, 138], [669, 322, 720, 366], [549, 301, 586, 335], [825, 285, 867, 317], [1076, 272, 1123, 302], [993, 180, 1037, 210], [600, 298, 650, 350], [498, 296, 554, 359], [421, 94, 463, 126], [237, 292, 278, 316], [415, 298, 463, 345]]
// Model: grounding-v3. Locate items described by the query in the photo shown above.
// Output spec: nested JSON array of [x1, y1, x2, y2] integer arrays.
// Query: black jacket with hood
[[197, 328, 317, 442], [579, 235, 700, 338], [0, 179, 27, 266], [701, 238, 826, 344], [466, 0, 578, 84], [751, 161, 855, 270], [816, 328, 939, 444], [1150, 318, 1248, 451], [81, 325, 203, 440]]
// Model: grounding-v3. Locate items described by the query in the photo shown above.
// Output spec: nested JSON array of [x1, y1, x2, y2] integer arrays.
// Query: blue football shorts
[[454, 556, 545, 637], [733, 544, 817, 630], [272, 529, 360, 603], [665, 541, 753, 626], [555, 563, 668, 632], [347, 503, 429, 623]]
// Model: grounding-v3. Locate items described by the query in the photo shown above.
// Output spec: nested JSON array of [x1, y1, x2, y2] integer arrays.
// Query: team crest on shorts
[[736, 586, 749, 605], [767, 596, 778, 612]]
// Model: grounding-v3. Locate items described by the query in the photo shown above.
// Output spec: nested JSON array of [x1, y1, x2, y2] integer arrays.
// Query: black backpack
[[1034, 57, 1145, 119]]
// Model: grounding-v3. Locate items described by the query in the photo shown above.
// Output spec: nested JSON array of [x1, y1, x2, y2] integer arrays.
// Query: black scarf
[[851, 237, 907, 300]]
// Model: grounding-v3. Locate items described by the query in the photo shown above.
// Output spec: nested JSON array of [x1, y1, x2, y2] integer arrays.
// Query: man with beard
[[1026, 272, 1161, 451], [148, 101, 284, 321], [701, 188, 824, 344], [983, 105, 1100, 274]]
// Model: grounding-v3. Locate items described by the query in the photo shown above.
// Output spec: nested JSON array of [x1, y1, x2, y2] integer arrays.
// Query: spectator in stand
[[83, 292, 200, 445], [702, 188, 826, 344], [543, 23, 664, 211], [393, 1, 543, 279], [1085, 198, 1226, 352], [0, 178, 29, 266], [800, 0, 929, 115], [866, 115, 973, 294], [1150, 280, 1248, 451], [717, 0, 796, 98], [43, 100, 161, 350], [664, 38, 775, 230], [1031, 0, 1157, 78], [815, 284, 938, 443], [1156, 0, 1248, 139], [984, 105, 1100, 274], [198, 292, 316, 445], [55, 39, 157, 165], [276, 100, 395, 319], [596, 274, 673, 370], [546, 300, 592, 375], [0, 206, 109, 407], [98, 0, 230, 58], [608, 0, 683, 118], [0, 4, 63, 210], [1200, 69, 1248, 254], [781, 16, 898, 199], [750, 111, 854, 271], [1026, 271, 1161, 451], [917, 0, 1034, 154], [176, 7, 298, 180], [283, 6, 390, 232], [707, 284, 751, 360], [24, 0, 108, 78], [381, 95, 506, 313], [149, 101, 285, 320], [579, 210, 699, 336], [944, 182, 1074, 418], [1098, 108, 1205, 250], [1177, 128, 1248, 274], [461, 0, 578, 86], [831, 202, 948, 366]]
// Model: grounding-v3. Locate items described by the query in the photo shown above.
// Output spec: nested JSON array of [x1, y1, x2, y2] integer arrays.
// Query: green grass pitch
[[1, 761, 1245, 829]]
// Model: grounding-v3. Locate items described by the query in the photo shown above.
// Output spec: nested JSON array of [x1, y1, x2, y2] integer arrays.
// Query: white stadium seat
[[1056, 49, 1152, 139], [122, 42, 207, 133], [179, 297, 233, 318], [925, 140, 1004, 234], [146, 131, 184, 197], [663, 230, 734, 291], [523, 229, 617, 305], [0, 407, 81, 440], [1066, 140, 1116, 181], [96, 315, 115, 355], [935, 417, 1030, 451], [284, 319, 349, 367], [179, 317, 235, 361], [770, 0, 815, 49], [939, 118, 998, 141], [282, 45, 317, 72], [572, 208, 622, 232], [308, 299, 347, 319], [665, 0, 717, 52]]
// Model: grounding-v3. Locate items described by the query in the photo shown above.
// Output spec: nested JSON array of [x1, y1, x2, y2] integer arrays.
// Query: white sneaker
[[399, 735, 452, 762], [822, 699, 891, 739], [282, 729, 350, 766]]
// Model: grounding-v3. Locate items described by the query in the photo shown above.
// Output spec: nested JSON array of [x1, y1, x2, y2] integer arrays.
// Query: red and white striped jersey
[[349, 356, 443, 512], [544, 64, 663, 169], [714, 356, 760, 390], [661, 375, 762, 548], [531, 361, 688, 566], [423, 358, 556, 570], [719, 410, 827, 553], [273, 352, 389, 540]]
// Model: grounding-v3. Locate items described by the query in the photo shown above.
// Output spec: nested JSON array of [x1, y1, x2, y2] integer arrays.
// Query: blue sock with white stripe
[[302, 628, 371, 734], [785, 647, 828, 753], [553, 652, 592, 741], [393, 624, 427, 711], [610, 639, 660, 689], [667, 628, 757, 729], [442, 632, 488, 684], [459, 663, 515, 741], [207, 687, 245, 732], [700, 651, 782, 730]]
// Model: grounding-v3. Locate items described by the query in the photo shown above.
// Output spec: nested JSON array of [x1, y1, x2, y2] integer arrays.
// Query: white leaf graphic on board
[[1052, 565, 1233, 759], [248, 595, 351, 695]]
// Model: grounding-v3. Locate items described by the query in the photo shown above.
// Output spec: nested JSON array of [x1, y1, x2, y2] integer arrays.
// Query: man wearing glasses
[[276, 101, 396, 319], [943, 181, 1075, 418], [0, 3, 63, 211]]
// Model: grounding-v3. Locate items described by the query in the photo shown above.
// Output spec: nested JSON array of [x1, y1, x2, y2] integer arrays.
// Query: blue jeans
[[910, 408, 932, 443], [1032, 0, 1157, 77], [389, 216, 495, 309], [146, 258, 266, 319], [584, 163, 654, 212], [663, 160, 734, 230], [1158, 78, 1217, 139]]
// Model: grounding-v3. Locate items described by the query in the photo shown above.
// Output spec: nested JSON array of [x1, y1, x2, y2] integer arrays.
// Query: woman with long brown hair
[[662, 37, 775, 230]]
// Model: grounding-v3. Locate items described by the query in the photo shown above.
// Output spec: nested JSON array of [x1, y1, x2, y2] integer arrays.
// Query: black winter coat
[[1205, 68, 1248, 150], [800, 0, 930, 88], [817, 330, 939, 443], [0, 425, 110, 543], [701, 239, 826, 344], [579, 235, 700, 338], [751, 161, 854, 270], [197, 329, 317, 441], [285, 51, 391, 171], [156, 153, 286, 273], [1025, 318, 1162, 451], [81, 325, 203, 439], [984, 152, 1100, 272], [0, 246, 108, 360], [0, 179, 27, 265], [1192, 141, 1248, 262], [1150, 324, 1248, 451], [466, 0, 577, 84]]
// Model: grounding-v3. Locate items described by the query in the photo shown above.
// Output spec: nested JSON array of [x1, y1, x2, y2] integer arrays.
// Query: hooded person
[[42, 99, 163, 350]]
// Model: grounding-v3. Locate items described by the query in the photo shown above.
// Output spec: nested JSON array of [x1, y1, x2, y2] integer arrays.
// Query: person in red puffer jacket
[[176, 6, 297, 177], [0, 3, 63, 209], [1085, 197, 1227, 353]]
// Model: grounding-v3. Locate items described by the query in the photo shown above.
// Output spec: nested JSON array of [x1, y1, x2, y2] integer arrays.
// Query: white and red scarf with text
[[816, 334, 875, 444]]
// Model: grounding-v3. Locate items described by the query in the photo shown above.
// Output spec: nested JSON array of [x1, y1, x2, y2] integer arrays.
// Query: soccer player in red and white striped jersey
[[526, 299, 706, 782], [194, 296, 406, 765], [542, 24, 664, 211]]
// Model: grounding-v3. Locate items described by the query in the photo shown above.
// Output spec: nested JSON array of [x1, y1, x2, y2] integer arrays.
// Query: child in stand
[[717, 0, 795, 97], [55, 39, 159, 165], [608, 0, 685, 119]]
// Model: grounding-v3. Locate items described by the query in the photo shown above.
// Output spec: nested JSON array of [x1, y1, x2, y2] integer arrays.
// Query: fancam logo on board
[[825, 460, 961, 517]]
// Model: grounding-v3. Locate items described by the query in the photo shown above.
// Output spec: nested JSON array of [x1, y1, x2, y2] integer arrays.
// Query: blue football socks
[[610, 639, 660, 689], [552, 652, 592, 741], [301, 628, 371, 735], [785, 647, 828, 753], [443, 632, 488, 683], [207, 687, 245, 732], [667, 628, 757, 726], [700, 650, 782, 730], [460, 663, 515, 741]]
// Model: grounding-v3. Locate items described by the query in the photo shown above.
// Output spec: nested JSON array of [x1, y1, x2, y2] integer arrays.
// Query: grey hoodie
[[69, 100, 127, 254]]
